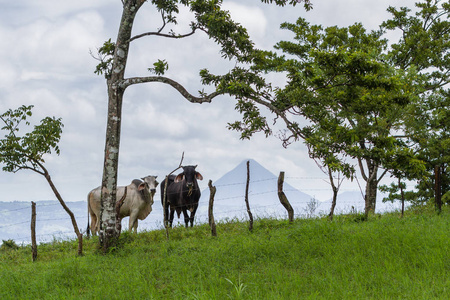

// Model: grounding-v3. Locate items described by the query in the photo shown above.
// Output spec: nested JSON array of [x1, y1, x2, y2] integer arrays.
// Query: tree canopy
[[0, 105, 62, 175], [383, 0, 450, 205], [202, 0, 450, 214]]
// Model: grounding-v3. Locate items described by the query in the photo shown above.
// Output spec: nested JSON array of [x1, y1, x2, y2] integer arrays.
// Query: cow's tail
[[86, 192, 91, 237]]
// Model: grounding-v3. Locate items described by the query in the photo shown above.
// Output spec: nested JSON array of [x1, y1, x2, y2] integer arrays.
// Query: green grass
[[1, 208, 449, 299]]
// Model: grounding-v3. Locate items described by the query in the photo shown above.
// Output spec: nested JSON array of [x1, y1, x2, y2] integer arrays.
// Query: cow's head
[[141, 175, 159, 196], [175, 165, 203, 189]]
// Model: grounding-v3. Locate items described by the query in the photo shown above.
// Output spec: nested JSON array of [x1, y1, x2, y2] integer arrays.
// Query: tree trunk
[[328, 189, 338, 221], [435, 165, 442, 214], [100, 86, 124, 251], [327, 166, 340, 221], [399, 177, 405, 218], [100, 0, 142, 252], [364, 177, 378, 216], [277, 171, 294, 223], [363, 160, 379, 217], [43, 169, 83, 256]]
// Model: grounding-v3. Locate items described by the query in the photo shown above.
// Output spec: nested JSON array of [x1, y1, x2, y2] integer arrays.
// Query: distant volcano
[[196, 159, 314, 222]]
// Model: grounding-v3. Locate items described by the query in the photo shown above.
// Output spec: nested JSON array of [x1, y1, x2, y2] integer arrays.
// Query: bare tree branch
[[158, 11, 167, 34], [357, 157, 368, 181], [119, 76, 222, 103], [377, 167, 389, 183], [130, 29, 197, 42], [130, 24, 208, 42]]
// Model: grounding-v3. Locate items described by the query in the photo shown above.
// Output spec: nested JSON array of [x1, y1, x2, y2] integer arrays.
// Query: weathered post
[[31, 201, 37, 262], [245, 160, 253, 232], [208, 180, 217, 237], [277, 171, 294, 223]]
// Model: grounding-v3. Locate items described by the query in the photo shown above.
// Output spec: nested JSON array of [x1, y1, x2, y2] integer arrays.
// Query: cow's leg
[[90, 214, 97, 236], [129, 213, 138, 233], [169, 208, 175, 228], [92, 215, 100, 236], [132, 219, 138, 233], [190, 205, 198, 227], [182, 209, 190, 228]]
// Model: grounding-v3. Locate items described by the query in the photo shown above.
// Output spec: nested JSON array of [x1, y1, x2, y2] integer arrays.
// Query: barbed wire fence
[[0, 175, 404, 245]]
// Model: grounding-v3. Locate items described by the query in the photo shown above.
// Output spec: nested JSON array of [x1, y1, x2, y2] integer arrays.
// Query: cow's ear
[[175, 173, 184, 182], [196, 172, 203, 180], [138, 183, 146, 191]]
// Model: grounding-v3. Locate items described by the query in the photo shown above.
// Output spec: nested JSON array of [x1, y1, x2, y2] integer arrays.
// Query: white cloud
[[15, 12, 104, 76], [222, 2, 268, 41]]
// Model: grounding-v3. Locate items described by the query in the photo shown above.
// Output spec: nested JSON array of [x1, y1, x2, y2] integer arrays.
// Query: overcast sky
[[0, 0, 412, 203]]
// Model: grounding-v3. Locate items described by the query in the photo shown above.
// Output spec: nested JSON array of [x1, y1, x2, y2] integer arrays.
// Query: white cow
[[87, 176, 159, 235]]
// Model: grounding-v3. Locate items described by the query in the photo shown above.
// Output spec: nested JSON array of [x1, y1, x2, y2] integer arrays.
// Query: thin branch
[[171, 152, 185, 175], [355, 175, 366, 200], [158, 11, 167, 34], [34, 160, 49, 177], [367, 161, 379, 184], [119, 76, 222, 103], [9, 163, 45, 176], [248, 94, 306, 140], [377, 167, 389, 183], [357, 157, 368, 181], [130, 26, 206, 42]]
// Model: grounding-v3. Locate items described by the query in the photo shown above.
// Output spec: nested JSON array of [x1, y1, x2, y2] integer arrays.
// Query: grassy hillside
[[1, 208, 449, 299]]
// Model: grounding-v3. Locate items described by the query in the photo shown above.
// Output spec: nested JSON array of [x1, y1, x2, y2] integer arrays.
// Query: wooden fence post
[[245, 160, 253, 232], [208, 180, 217, 237], [31, 201, 37, 262], [277, 171, 294, 223]]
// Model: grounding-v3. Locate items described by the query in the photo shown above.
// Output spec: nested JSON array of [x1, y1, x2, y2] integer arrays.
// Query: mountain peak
[[198, 159, 313, 221], [218, 159, 279, 185]]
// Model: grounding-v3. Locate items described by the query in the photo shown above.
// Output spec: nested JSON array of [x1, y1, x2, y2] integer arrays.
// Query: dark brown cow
[[161, 165, 203, 227]]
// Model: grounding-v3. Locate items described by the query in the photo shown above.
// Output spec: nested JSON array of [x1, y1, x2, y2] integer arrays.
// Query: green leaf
[[148, 59, 169, 76]]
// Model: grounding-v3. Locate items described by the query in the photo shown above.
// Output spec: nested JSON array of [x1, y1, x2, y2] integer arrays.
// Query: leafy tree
[[0, 105, 83, 255], [94, 0, 311, 251], [203, 18, 418, 216], [382, 0, 450, 208]]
